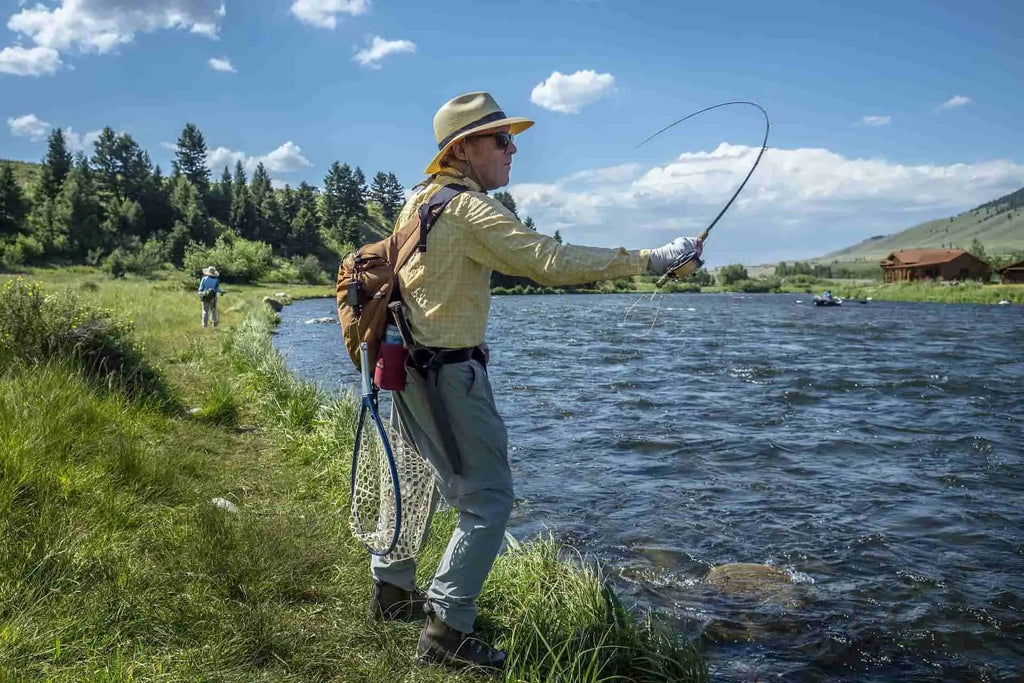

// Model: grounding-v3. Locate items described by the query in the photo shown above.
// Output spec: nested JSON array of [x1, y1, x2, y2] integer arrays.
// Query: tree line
[[0, 124, 406, 278]]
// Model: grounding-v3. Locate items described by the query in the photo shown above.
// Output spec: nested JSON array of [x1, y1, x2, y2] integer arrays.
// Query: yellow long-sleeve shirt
[[396, 169, 651, 348]]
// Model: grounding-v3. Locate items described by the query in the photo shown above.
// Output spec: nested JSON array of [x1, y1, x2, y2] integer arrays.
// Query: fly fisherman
[[369, 91, 704, 670], [197, 265, 223, 328]]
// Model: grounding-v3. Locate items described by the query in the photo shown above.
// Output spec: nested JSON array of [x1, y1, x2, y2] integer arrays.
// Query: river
[[273, 293, 1023, 682]]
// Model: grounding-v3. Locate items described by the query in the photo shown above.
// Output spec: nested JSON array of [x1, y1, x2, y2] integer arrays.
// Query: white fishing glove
[[648, 236, 703, 276]]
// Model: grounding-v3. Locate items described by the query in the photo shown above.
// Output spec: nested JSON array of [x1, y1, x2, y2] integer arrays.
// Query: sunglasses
[[470, 132, 514, 150]]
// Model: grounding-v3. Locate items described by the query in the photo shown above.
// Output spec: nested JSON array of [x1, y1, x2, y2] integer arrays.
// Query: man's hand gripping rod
[[638, 101, 770, 288]]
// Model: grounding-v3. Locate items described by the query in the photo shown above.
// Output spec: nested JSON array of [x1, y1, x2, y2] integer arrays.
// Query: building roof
[[997, 260, 1024, 273], [880, 248, 970, 268]]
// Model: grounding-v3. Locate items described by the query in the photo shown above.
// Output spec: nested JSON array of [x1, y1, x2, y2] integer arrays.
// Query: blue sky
[[2, 0, 1022, 265]]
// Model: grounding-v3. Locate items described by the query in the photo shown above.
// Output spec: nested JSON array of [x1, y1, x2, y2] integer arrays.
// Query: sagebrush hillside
[[817, 186, 1024, 263]]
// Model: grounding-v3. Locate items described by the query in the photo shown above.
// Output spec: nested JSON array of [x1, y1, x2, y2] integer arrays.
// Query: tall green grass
[[1, 271, 705, 681], [834, 280, 1024, 304], [227, 304, 707, 682]]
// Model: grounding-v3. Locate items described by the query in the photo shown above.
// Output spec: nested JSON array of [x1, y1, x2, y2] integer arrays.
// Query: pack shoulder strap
[[390, 183, 468, 279], [416, 184, 468, 253]]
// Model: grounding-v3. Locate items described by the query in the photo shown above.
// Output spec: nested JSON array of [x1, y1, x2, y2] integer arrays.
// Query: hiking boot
[[367, 581, 427, 621], [416, 607, 507, 671]]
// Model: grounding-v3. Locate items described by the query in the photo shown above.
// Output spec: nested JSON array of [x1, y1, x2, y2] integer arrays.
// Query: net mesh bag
[[350, 419, 436, 561]]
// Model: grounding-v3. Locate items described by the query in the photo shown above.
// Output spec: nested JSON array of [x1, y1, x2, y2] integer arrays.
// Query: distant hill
[[815, 186, 1024, 264], [1, 158, 43, 196]]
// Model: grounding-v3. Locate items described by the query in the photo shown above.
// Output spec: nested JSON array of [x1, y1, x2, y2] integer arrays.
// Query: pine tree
[[90, 128, 152, 205], [0, 163, 28, 237], [524, 216, 536, 231], [249, 162, 284, 245], [494, 191, 518, 218], [90, 127, 121, 201], [208, 165, 232, 225], [53, 164, 105, 258], [370, 171, 405, 223], [172, 123, 211, 195], [289, 206, 319, 256], [280, 184, 298, 225], [170, 175, 215, 255], [38, 128, 73, 201], [349, 167, 368, 218], [139, 165, 173, 238], [229, 161, 255, 238], [321, 161, 347, 243]]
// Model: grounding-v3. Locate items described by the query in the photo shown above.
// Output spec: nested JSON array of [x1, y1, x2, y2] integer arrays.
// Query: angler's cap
[[425, 92, 534, 175]]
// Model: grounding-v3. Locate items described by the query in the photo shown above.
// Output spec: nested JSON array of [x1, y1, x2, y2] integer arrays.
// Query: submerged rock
[[700, 563, 807, 643], [305, 316, 335, 324], [705, 563, 793, 596]]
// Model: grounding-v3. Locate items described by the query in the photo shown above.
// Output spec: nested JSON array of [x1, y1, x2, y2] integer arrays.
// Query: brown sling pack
[[335, 184, 467, 371]]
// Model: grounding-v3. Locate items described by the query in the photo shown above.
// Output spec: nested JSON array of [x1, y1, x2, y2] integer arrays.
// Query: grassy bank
[[0, 268, 705, 681], [825, 280, 1024, 304]]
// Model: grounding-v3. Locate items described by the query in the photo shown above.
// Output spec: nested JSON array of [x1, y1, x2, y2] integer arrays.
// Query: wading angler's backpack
[[335, 184, 465, 371]]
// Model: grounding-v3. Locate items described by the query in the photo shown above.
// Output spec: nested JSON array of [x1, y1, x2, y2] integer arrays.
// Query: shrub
[[661, 281, 701, 293], [731, 277, 782, 293], [103, 247, 128, 278], [183, 234, 273, 283], [717, 264, 749, 285], [263, 255, 329, 285], [0, 278, 170, 403], [0, 234, 45, 269], [197, 380, 240, 426]]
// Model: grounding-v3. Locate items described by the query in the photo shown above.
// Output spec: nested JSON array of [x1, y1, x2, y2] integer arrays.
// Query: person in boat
[[366, 90, 705, 671], [821, 290, 833, 301]]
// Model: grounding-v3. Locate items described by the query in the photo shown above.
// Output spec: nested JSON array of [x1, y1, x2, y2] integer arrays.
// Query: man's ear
[[450, 139, 469, 162]]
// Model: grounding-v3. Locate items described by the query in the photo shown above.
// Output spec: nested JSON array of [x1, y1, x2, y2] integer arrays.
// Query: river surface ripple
[[273, 293, 1024, 682]]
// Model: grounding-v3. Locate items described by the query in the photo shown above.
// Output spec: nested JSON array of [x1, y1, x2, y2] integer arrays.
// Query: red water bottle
[[374, 324, 407, 391]]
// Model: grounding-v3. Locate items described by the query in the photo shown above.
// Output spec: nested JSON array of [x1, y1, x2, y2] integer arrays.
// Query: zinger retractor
[[636, 101, 770, 287]]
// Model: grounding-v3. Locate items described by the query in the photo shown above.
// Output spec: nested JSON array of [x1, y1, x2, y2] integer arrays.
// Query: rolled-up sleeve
[[457, 193, 650, 286]]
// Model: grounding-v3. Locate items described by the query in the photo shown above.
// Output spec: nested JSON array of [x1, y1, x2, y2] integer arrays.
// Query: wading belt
[[386, 309, 487, 477]]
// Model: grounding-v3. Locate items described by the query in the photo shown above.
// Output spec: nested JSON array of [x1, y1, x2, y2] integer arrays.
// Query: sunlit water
[[273, 293, 1023, 681]]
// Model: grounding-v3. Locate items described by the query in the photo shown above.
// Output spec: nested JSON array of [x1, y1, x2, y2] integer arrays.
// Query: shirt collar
[[436, 167, 483, 193]]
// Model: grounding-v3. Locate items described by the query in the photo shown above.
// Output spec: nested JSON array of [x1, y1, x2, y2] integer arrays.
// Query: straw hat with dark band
[[425, 92, 534, 175]]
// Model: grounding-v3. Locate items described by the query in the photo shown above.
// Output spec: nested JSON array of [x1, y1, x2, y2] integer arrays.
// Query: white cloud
[[861, 115, 891, 127], [7, 115, 102, 150], [530, 69, 615, 114], [208, 56, 235, 72], [207, 141, 312, 174], [3, 0, 224, 75], [0, 44, 61, 75], [353, 35, 415, 68], [507, 143, 1024, 265], [64, 127, 103, 152], [7, 113, 51, 140], [290, 0, 369, 29], [937, 95, 971, 111]]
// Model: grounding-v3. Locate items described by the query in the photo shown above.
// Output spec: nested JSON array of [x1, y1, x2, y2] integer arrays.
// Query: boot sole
[[416, 646, 505, 672]]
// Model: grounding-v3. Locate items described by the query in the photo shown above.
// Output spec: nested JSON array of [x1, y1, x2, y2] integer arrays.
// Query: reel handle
[[655, 229, 708, 288]]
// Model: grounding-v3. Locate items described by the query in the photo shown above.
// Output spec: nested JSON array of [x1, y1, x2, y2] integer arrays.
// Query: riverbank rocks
[[262, 296, 283, 312], [210, 497, 239, 513]]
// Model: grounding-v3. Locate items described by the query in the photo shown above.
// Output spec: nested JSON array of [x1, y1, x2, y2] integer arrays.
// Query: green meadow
[[0, 267, 705, 682]]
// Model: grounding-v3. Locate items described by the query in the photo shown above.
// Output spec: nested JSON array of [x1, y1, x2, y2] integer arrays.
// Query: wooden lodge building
[[879, 249, 991, 283], [998, 260, 1024, 284]]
